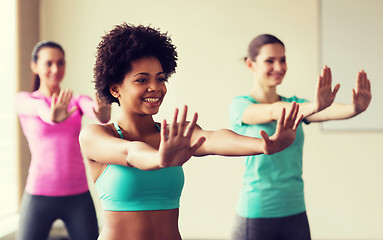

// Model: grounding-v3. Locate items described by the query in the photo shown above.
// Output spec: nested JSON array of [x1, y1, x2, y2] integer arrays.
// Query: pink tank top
[[16, 90, 100, 196]]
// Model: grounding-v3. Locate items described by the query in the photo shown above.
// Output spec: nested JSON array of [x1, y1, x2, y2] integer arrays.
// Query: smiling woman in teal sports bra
[[79, 23, 303, 240]]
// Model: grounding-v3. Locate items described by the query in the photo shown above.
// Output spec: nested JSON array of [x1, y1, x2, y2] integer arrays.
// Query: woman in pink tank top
[[15, 41, 111, 240]]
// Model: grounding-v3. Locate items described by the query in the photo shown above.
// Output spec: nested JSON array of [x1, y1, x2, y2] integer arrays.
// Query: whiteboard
[[320, 0, 383, 131]]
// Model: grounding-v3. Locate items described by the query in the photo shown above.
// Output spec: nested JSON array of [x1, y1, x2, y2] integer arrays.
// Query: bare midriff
[[98, 208, 182, 240]]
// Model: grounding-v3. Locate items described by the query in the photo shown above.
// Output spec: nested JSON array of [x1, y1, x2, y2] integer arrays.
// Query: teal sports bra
[[95, 123, 185, 211]]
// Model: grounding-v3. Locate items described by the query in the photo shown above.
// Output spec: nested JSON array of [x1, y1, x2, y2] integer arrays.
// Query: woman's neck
[[250, 80, 280, 103], [117, 113, 158, 137], [38, 85, 60, 97]]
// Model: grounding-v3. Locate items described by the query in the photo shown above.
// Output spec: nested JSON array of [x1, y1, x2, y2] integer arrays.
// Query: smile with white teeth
[[143, 97, 161, 103]]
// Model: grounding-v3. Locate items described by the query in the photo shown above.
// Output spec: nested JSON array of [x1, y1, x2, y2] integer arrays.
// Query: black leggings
[[231, 212, 311, 240], [16, 191, 99, 240]]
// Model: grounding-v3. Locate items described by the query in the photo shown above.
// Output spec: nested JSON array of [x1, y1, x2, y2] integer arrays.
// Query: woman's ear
[[245, 58, 255, 69], [109, 84, 120, 98], [30, 61, 37, 74]]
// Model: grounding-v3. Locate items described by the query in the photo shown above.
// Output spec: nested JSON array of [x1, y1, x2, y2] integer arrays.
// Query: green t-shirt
[[229, 95, 309, 218]]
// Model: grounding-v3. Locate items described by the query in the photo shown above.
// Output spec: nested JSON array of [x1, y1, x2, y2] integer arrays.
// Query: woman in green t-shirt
[[230, 34, 371, 240]]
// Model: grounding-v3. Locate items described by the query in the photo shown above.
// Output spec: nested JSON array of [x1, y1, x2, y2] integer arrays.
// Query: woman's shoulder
[[233, 95, 253, 100], [84, 123, 120, 140], [79, 123, 119, 151], [232, 95, 257, 103], [15, 91, 43, 108], [16, 91, 38, 99], [82, 123, 115, 135]]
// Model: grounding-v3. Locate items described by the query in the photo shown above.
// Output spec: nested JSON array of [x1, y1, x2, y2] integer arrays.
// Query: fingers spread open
[[178, 105, 188, 137], [190, 136, 206, 153], [362, 71, 371, 91], [291, 102, 299, 125], [366, 78, 371, 92], [323, 67, 328, 86], [276, 107, 286, 130], [293, 114, 304, 131], [68, 106, 78, 115], [64, 89, 73, 106], [357, 71, 362, 92], [320, 66, 326, 86], [352, 88, 357, 102], [357, 70, 369, 91], [260, 130, 271, 147], [51, 92, 58, 106], [169, 108, 179, 137], [284, 102, 296, 128], [333, 84, 340, 96], [317, 75, 323, 89], [283, 102, 300, 129], [320, 65, 329, 87], [161, 119, 168, 142], [184, 112, 198, 139], [57, 89, 64, 103], [362, 73, 368, 90], [326, 66, 332, 86]]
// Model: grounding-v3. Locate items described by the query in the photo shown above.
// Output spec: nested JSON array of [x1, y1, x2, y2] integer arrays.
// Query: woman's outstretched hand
[[352, 70, 371, 114], [261, 102, 303, 155], [158, 106, 206, 167], [50, 89, 77, 123], [314, 65, 340, 112]]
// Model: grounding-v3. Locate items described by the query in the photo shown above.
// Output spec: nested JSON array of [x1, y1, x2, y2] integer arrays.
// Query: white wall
[[39, 0, 383, 239]]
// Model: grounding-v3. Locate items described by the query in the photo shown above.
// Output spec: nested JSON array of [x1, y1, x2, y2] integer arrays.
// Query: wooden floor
[[1, 227, 69, 240]]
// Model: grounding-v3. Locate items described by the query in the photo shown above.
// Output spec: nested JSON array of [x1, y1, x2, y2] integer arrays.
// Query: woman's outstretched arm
[[242, 66, 339, 125], [79, 107, 205, 171], [193, 102, 303, 156], [305, 69, 371, 122]]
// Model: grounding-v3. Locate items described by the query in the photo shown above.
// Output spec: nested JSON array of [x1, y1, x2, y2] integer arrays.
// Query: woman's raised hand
[[50, 89, 77, 123], [261, 102, 303, 155], [94, 93, 111, 123], [352, 70, 371, 114], [158, 106, 206, 167], [314, 65, 340, 112]]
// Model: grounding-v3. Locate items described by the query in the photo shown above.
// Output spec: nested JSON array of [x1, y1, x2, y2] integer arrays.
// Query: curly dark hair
[[93, 23, 178, 104]]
